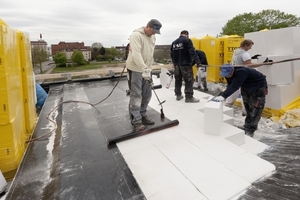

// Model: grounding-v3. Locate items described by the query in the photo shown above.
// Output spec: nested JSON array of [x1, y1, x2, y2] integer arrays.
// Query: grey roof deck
[[2, 77, 300, 200]]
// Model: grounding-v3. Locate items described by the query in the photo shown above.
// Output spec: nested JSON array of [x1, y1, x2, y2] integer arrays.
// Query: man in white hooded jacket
[[126, 19, 162, 131]]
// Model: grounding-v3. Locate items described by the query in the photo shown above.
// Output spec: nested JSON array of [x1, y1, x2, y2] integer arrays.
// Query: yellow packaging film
[[200, 36, 224, 82], [223, 35, 243, 64], [0, 20, 29, 180], [17, 31, 37, 136], [190, 37, 200, 50]]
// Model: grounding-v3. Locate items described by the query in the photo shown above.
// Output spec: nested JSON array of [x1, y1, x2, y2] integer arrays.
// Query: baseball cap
[[147, 19, 162, 34], [220, 64, 234, 77]]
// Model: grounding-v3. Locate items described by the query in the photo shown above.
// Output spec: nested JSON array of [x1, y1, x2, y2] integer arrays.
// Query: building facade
[[51, 42, 91, 61], [30, 40, 48, 52]]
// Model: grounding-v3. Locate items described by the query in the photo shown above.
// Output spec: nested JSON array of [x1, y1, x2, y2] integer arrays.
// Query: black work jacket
[[222, 67, 267, 99], [170, 36, 200, 67]]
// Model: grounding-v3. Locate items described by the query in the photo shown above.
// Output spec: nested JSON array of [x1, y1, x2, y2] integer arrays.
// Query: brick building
[[51, 42, 91, 61]]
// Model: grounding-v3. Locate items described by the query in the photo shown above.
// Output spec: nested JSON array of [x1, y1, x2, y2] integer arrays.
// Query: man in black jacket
[[212, 64, 268, 136], [170, 30, 201, 103], [194, 49, 208, 91]]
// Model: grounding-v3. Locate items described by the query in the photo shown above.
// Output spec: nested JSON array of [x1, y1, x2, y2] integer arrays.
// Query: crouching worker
[[211, 64, 268, 137], [35, 82, 47, 108]]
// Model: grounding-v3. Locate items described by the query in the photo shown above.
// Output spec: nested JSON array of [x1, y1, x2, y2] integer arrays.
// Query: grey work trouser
[[128, 69, 152, 125], [241, 85, 267, 133]]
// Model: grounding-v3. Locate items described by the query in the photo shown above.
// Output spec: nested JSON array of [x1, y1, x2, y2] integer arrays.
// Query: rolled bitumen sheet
[[107, 119, 179, 146]]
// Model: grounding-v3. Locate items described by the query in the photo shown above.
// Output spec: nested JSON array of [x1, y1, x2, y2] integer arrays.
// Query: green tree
[[106, 54, 114, 62], [99, 47, 106, 55], [108, 47, 118, 57], [91, 42, 103, 51], [221, 9, 300, 36], [105, 47, 118, 61], [54, 52, 67, 67], [31, 46, 48, 73], [96, 55, 105, 61], [71, 50, 86, 66]]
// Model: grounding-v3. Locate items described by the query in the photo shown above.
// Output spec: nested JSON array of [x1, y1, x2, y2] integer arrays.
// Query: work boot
[[133, 123, 146, 132], [245, 130, 254, 137], [185, 97, 200, 103], [142, 116, 155, 125], [242, 111, 247, 117], [176, 95, 183, 101]]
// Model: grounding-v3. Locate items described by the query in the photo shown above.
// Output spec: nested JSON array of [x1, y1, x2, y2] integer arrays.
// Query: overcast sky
[[1, 0, 299, 47]]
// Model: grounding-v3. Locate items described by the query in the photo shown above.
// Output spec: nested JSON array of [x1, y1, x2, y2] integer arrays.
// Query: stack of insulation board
[[246, 27, 300, 116]]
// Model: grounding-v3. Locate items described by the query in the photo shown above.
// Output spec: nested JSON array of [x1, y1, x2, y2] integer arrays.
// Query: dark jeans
[[241, 85, 267, 133], [174, 65, 194, 98]]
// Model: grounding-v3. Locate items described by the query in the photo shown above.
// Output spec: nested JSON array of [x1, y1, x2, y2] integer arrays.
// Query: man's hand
[[263, 57, 273, 65], [167, 68, 175, 76], [251, 54, 262, 59], [197, 63, 202, 68], [211, 96, 225, 102], [142, 69, 151, 80]]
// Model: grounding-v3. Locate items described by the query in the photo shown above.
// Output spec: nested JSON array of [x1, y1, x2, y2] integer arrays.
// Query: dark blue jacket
[[170, 36, 200, 66], [222, 67, 267, 99], [195, 50, 208, 65]]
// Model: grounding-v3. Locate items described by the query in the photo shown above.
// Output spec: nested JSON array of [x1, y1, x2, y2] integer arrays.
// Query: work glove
[[263, 57, 273, 65], [142, 69, 152, 80], [167, 68, 175, 76], [199, 66, 206, 72], [211, 96, 225, 102], [251, 54, 262, 59]]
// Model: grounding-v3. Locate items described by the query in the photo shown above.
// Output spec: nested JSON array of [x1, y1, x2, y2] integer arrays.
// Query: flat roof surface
[[3, 76, 300, 200]]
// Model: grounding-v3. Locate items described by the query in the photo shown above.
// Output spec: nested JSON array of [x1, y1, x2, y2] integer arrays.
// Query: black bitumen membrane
[[5, 77, 177, 200]]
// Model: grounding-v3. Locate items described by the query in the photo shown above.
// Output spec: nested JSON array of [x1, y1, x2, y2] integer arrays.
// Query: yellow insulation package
[[191, 37, 201, 79], [220, 35, 244, 83], [223, 35, 243, 64], [0, 20, 35, 180], [200, 36, 224, 82], [199, 35, 244, 83], [17, 31, 37, 136]]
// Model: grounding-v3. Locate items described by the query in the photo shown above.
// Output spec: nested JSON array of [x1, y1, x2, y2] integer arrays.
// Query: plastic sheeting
[[35, 83, 47, 108], [278, 109, 300, 128]]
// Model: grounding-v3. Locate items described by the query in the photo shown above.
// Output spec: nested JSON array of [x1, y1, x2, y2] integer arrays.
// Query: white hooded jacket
[[126, 27, 156, 72]]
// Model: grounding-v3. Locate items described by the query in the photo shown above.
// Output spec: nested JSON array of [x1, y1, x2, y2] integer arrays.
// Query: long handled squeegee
[[148, 81, 166, 119]]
